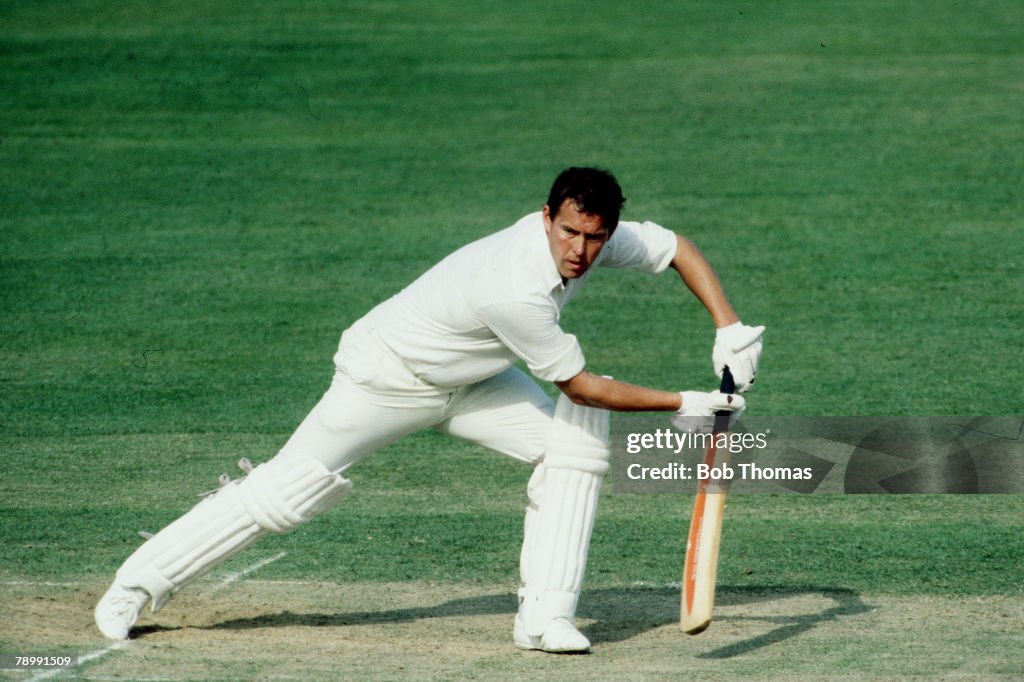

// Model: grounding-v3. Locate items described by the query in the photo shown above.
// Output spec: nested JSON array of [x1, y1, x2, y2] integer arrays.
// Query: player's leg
[[94, 451, 352, 640], [96, 368, 446, 640], [517, 394, 609, 652], [435, 366, 553, 465], [438, 370, 609, 653], [277, 368, 446, 475]]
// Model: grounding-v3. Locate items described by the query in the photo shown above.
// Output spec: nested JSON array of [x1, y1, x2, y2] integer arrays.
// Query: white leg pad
[[519, 395, 609, 637], [518, 463, 545, 599], [115, 454, 351, 611]]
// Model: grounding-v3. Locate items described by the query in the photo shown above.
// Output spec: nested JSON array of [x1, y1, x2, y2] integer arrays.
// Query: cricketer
[[95, 167, 764, 653]]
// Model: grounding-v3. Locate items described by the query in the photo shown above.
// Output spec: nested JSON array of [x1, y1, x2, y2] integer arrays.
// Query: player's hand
[[672, 390, 745, 433], [712, 322, 764, 392]]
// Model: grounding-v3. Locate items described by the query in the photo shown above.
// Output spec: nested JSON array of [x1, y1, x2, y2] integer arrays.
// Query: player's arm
[[555, 371, 681, 411], [670, 234, 738, 329], [555, 370, 743, 420], [670, 233, 765, 392]]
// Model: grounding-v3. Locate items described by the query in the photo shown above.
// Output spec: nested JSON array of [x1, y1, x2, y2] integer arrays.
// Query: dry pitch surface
[[3, 570, 1022, 681]]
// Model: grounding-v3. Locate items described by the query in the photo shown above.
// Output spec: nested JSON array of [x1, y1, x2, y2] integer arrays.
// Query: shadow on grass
[[173, 584, 868, 657], [698, 586, 871, 659], [583, 585, 871, 659]]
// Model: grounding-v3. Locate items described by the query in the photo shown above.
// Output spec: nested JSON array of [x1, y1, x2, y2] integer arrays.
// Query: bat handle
[[713, 366, 736, 431]]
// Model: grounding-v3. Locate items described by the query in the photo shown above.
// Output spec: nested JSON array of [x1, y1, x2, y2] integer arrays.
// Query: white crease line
[[27, 641, 128, 681], [2, 581, 82, 587], [245, 579, 324, 586], [631, 581, 682, 589], [75, 676, 176, 682], [210, 552, 287, 593]]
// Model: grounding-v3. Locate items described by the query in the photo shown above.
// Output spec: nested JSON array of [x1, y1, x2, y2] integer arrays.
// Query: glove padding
[[712, 322, 765, 393], [672, 390, 746, 433]]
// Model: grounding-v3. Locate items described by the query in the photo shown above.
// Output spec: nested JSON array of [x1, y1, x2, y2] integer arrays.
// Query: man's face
[[543, 199, 610, 280]]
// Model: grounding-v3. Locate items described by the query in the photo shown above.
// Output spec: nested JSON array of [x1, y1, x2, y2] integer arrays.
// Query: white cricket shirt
[[337, 212, 678, 388]]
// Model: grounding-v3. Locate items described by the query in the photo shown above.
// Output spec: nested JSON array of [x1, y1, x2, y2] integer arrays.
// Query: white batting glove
[[712, 322, 765, 393], [672, 391, 746, 433]]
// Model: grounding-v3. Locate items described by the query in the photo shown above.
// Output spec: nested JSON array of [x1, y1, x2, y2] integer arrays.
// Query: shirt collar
[[527, 212, 567, 294]]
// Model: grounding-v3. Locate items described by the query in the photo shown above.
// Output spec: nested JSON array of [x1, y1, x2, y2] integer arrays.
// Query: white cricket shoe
[[513, 614, 591, 653], [94, 582, 149, 640]]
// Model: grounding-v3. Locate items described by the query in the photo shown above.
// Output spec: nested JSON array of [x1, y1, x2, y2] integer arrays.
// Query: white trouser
[[279, 337, 555, 473], [284, 325, 607, 632], [284, 326, 608, 631], [113, 322, 567, 614]]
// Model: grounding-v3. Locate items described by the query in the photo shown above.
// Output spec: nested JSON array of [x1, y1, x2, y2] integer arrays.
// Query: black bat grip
[[713, 366, 736, 432]]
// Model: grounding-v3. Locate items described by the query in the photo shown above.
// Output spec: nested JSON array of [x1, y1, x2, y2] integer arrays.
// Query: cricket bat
[[680, 366, 736, 634]]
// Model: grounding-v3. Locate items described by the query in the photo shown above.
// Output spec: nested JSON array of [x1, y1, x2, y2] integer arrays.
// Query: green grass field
[[2, 1, 1023, 679]]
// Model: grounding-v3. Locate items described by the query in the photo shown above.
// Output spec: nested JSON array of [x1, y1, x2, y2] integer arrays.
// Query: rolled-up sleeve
[[600, 221, 678, 273], [477, 298, 586, 382]]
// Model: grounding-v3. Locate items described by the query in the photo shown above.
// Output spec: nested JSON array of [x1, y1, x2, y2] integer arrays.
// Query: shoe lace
[[106, 587, 147, 617]]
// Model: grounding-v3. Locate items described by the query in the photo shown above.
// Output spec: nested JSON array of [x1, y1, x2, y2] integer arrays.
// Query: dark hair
[[546, 167, 626, 231]]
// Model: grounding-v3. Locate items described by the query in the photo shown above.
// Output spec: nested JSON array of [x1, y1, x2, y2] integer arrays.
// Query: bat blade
[[680, 475, 727, 634], [680, 367, 736, 634]]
